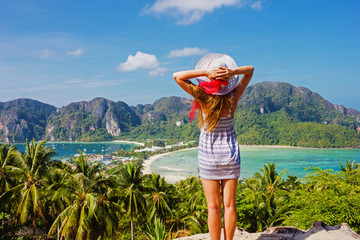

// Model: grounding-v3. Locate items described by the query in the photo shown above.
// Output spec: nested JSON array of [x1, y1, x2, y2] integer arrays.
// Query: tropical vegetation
[[0, 140, 360, 239]]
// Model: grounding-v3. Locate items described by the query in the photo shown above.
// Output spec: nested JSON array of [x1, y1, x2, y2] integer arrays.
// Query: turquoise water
[[151, 146, 360, 180], [14, 142, 136, 160]]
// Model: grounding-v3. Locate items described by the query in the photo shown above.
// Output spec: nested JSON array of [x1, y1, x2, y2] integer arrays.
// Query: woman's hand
[[205, 69, 220, 80], [213, 67, 234, 81]]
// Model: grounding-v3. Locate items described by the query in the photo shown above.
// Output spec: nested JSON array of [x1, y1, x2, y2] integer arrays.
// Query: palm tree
[[239, 177, 291, 232], [170, 207, 188, 233], [43, 162, 71, 225], [145, 173, 173, 222], [146, 217, 175, 240], [173, 176, 207, 234], [340, 160, 359, 173], [74, 151, 101, 179], [3, 139, 56, 235], [260, 193, 291, 229], [48, 153, 121, 239], [118, 162, 146, 240], [0, 144, 17, 195], [254, 162, 287, 195], [239, 177, 264, 232]]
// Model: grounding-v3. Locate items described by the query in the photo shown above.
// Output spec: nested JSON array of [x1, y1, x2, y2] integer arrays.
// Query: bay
[[150, 146, 360, 182], [14, 141, 137, 160]]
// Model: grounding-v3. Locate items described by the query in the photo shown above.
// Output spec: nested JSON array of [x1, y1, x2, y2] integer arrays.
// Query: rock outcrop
[[0, 98, 56, 142], [45, 98, 141, 141], [175, 221, 360, 240]]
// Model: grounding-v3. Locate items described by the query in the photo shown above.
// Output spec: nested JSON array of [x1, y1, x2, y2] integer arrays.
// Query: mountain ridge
[[0, 81, 359, 147]]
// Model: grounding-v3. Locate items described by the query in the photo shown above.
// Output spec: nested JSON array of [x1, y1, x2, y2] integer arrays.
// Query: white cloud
[[250, 1, 263, 10], [117, 51, 160, 71], [177, 11, 204, 25], [148, 68, 167, 78], [66, 48, 84, 56], [168, 47, 209, 58], [144, 0, 249, 25], [39, 49, 55, 59]]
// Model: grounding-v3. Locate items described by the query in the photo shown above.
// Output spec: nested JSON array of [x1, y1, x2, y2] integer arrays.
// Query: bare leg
[[201, 179, 222, 240], [221, 179, 238, 240]]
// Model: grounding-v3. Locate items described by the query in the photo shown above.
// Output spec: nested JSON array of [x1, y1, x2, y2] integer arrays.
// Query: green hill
[[233, 82, 360, 147], [0, 82, 359, 147], [127, 82, 360, 148]]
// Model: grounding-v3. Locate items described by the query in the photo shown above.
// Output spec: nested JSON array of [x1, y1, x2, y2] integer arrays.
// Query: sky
[[0, 0, 359, 110]]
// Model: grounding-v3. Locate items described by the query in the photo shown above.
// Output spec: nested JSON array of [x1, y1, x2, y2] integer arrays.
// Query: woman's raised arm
[[173, 69, 221, 96]]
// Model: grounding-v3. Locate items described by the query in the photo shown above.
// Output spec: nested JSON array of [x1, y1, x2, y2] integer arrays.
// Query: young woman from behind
[[173, 53, 254, 240]]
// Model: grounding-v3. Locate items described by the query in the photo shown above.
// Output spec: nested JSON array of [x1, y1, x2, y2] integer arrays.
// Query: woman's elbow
[[173, 72, 180, 82], [247, 66, 255, 76]]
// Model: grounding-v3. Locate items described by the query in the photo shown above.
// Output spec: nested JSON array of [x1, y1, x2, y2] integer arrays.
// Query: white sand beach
[[112, 140, 145, 146], [142, 147, 199, 183]]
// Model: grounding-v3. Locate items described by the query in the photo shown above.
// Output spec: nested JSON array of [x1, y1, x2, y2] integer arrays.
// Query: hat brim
[[195, 53, 239, 95]]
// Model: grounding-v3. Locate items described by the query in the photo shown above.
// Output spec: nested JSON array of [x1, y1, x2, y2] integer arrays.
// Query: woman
[[173, 53, 254, 240]]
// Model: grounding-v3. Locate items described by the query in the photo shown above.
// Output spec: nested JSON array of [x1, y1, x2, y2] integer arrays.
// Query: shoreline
[[2, 140, 144, 146], [1, 141, 356, 150], [142, 147, 199, 175], [111, 140, 145, 146], [143, 144, 360, 175], [141, 144, 360, 183]]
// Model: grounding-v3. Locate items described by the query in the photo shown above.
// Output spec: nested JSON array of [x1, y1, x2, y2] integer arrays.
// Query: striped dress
[[198, 94, 241, 180]]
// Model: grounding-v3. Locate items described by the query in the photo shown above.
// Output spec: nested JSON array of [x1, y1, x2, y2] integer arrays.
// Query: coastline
[[142, 147, 199, 175], [3, 140, 145, 146], [111, 140, 145, 146], [141, 145, 298, 182], [141, 144, 360, 183], [142, 144, 360, 175], [2, 140, 355, 150]]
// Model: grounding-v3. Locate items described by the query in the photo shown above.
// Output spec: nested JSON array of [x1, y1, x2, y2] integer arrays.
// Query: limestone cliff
[[133, 96, 191, 123], [0, 98, 56, 143], [45, 98, 140, 142]]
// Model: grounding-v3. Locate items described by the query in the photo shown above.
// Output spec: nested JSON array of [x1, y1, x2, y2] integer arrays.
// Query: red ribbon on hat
[[189, 80, 229, 122], [199, 80, 229, 94], [189, 101, 200, 122]]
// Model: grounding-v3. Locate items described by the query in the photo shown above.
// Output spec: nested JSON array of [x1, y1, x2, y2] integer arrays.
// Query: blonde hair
[[189, 85, 232, 132]]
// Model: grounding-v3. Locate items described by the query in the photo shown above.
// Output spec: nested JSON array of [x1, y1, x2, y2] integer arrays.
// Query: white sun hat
[[195, 53, 240, 95]]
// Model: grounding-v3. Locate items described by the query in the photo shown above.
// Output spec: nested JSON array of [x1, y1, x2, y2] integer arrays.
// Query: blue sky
[[0, 0, 359, 110]]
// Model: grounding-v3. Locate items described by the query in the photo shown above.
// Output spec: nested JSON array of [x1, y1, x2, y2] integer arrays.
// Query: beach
[[142, 144, 300, 184], [142, 145, 360, 184], [141, 144, 299, 177], [112, 140, 145, 146], [142, 147, 199, 183]]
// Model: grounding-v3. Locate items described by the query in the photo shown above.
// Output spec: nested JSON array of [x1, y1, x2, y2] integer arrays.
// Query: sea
[[150, 146, 360, 181], [11, 142, 360, 181], [13, 141, 136, 160]]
